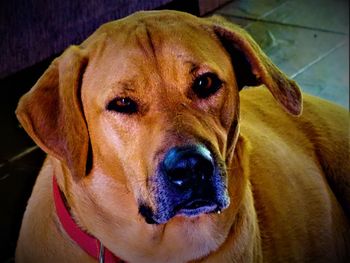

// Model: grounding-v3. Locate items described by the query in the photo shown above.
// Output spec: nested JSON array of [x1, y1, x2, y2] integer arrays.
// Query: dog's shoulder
[[240, 86, 348, 143], [240, 86, 350, 218]]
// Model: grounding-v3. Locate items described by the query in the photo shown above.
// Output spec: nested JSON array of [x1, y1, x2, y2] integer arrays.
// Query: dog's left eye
[[107, 97, 138, 114], [192, 73, 223, 99]]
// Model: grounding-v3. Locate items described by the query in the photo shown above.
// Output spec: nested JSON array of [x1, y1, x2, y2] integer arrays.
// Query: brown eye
[[107, 97, 138, 114], [192, 73, 223, 99]]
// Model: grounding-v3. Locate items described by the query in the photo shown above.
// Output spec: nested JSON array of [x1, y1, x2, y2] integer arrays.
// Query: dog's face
[[82, 14, 238, 225], [16, 11, 301, 261]]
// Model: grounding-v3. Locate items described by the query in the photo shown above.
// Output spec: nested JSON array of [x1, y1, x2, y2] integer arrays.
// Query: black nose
[[161, 145, 215, 191]]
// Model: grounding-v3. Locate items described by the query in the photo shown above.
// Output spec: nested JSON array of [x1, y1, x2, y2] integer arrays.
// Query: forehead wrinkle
[[129, 21, 165, 92], [134, 22, 158, 61]]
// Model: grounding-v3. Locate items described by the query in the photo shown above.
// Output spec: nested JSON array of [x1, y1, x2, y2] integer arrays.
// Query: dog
[[15, 10, 349, 262]]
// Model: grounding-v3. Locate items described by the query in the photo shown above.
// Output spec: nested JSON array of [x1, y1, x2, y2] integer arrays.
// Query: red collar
[[53, 176, 123, 263]]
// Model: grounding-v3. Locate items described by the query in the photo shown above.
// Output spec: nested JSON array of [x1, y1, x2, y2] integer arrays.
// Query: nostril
[[162, 145, 215, 190], [194, 157, 215, 181]]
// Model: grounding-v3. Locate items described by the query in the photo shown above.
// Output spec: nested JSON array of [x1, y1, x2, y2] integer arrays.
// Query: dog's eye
[[192, 73, 223, 99], [107, 97, 138, 114]]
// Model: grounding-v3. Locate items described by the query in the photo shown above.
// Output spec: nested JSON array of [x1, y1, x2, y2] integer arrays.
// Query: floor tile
[[0, 148, 45, 262], [265, 0, 349, 34], [0, 115, 36, 163], [293, 40, 349, 108], [216, 0, 349, 108], [0, 92, 30, 162], [219, 15, 252, 27], [0, 60, 50, 163], [217, 0, 288, 19], [0, 57, 48, 262], [223, 17, 347, 77]]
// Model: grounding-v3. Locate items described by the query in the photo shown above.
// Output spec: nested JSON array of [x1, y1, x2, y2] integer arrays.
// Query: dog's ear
[[16, 46, 89, 179], [208, 16, 302, 116]]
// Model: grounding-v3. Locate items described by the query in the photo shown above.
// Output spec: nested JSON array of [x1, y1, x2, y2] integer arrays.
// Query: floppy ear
[[16, 46, 89, 179], [208, 16, 302, 116]]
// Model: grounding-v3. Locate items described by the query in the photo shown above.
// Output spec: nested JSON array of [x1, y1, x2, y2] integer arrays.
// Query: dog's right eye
[[192, 73, 223, 99], [107, 97, 138, 114]]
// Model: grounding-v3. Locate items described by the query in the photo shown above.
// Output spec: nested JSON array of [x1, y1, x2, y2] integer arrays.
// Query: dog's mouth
[[176, 199, 221, 217], [139, 197, 226, 225]]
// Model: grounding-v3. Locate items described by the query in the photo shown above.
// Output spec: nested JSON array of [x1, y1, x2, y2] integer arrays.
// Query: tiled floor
[[0, 0, 348, 261], [215, 0, 349, 108]]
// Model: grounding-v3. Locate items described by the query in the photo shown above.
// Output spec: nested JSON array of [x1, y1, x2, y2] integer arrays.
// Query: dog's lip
[[139, 197, 227, 224], [176, 199, 219, 217]]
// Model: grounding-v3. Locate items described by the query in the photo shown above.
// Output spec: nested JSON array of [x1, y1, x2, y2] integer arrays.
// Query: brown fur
[[15, 11, 349, 262]]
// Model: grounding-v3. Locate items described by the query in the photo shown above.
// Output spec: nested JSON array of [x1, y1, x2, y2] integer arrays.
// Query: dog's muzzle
[[139, 144, 230, 224]]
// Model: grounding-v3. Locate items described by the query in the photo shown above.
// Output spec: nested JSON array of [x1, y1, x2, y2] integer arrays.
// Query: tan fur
[[15, 11, 349, 262]]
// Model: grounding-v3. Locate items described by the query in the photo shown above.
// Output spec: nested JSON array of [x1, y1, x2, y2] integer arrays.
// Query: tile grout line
[[0, 145, 39, 169], [223, 14, 348, 35], [216, 0, 289, 29], [244, 0, 289, 29], [290, 40, 347, 79]]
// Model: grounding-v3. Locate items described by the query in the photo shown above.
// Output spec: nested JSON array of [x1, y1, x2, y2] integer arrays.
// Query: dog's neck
[[52, 174, 124, 263], [211, 135, 262, 262], [224, 188, 262, 262]]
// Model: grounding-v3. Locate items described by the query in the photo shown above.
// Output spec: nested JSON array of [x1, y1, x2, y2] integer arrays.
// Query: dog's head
[[16, 10, 301, 261]]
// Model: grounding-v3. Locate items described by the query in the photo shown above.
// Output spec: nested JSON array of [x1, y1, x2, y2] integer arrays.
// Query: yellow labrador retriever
[[15, 10, 349, 263]]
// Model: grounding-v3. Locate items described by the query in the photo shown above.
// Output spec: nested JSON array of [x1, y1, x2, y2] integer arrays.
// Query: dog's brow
[[185, 61, 200, 74], [115, 81, 137, 93]]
